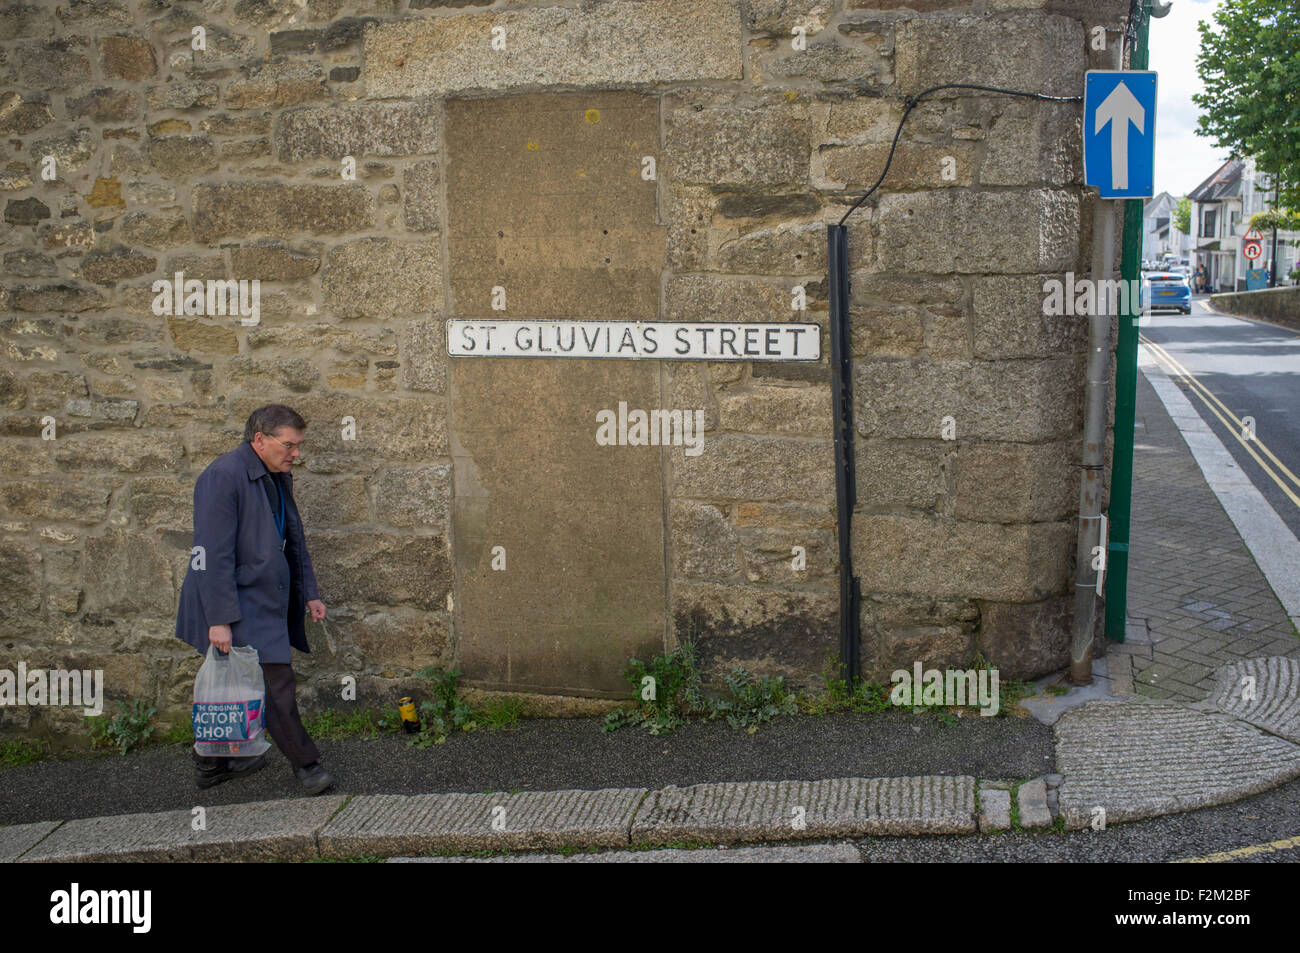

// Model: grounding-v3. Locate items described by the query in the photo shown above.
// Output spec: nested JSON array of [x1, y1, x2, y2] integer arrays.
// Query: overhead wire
[[837, 83, 1084, 227]]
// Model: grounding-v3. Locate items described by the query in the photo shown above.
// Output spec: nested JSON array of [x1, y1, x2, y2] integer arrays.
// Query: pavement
[[2, 315, 1299, 862]]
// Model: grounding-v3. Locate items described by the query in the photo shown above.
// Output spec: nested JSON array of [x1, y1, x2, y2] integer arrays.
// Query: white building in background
[[1189, 157, 1299, 292], [1142, 191, 1191, 263]]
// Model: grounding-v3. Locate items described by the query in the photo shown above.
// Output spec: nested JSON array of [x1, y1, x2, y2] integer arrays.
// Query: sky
[[1149, 0, 1231, 199]]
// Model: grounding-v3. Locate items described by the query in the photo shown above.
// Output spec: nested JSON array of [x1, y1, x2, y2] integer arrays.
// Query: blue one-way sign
[[1083, 70, 1157, 199]]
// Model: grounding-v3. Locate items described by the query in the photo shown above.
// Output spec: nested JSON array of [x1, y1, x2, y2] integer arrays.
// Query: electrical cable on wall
[[827, 80, 1087, 685], [837, 83, 1085, 227]]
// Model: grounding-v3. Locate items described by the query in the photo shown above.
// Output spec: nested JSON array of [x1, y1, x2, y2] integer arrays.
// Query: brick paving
[[1113, 370, 1300, 701]]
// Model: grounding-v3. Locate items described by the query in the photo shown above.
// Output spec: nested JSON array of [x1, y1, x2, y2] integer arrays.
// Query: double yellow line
[[1174, 832, 1300, 863], [1140, 334, 1300, 513]]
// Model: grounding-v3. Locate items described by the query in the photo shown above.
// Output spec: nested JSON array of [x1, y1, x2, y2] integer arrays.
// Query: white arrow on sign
[[1095, 80, 1145, 190]]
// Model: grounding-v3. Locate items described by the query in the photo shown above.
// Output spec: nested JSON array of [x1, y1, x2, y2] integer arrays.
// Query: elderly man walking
[[175, 404, 335, 794]]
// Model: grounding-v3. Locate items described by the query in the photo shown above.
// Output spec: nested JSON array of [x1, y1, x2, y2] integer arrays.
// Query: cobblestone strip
[[1194, 656, 1300, 744], [1055, 701, 1300, 829]]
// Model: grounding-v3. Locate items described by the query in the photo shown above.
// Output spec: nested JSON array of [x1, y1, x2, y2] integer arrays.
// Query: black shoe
[[294, 761, 335, 795], [195, 752, 269, 790]]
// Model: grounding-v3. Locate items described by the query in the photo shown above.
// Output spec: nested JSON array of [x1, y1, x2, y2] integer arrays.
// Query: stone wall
[[0, 0, 1128, 736], [1210, 287, 1300, 332]]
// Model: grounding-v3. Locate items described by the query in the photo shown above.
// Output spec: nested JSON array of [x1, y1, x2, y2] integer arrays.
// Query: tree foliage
[[1248, 207, 1300, 231], [1172, 197, 1191, 235], [1193, 0, 1300, 207]]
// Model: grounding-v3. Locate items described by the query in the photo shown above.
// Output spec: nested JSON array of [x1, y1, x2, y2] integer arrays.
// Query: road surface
[[1139, 297, 1300, 542]]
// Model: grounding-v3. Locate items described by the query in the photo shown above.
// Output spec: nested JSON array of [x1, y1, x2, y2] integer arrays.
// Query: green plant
[[305, 856, 386, 863], [87, 699, 158, 755], [161, 721, 195, 745], [375, 706, 405, 733], [710, 666, 798, 732], [303, 709, 389, 740], [477, 696, 524, 730], [404, 667, 478, 748], [627, 839, 716, 852], [970, 651, 1035, 716], [801, 649, 891, 715], [0, 737, 49, 767], [602, 638, 706, 735]]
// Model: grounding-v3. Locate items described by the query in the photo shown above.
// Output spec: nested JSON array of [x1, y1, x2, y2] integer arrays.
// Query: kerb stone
[[0, 820, 61, 862], [631, 776, 976, 844], [17, 797, 347, 862], [1017, 777, 1052, 828], [318, 788, 648, 856], [977, 786, 1010, 832]]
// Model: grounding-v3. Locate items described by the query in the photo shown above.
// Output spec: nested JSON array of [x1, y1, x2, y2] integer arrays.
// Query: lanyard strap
[[272, 477, 285, 541]]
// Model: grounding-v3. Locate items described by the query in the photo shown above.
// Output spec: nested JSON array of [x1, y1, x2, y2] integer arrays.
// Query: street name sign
[[446, 320, 823, 361], [1083, 70, 1157, 199]]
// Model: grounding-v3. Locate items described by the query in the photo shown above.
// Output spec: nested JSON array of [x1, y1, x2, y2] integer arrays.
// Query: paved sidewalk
[[1114, 367, 1300, 701], [4, 650, 1299, 860], [3, 353, 1299, 860]]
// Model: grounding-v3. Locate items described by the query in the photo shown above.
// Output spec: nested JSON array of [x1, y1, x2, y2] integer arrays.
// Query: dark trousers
[[193, 662, 320, 771]]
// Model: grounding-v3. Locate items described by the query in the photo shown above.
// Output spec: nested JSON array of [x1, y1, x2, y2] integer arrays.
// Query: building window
[[1201, 209, 1217, 238]]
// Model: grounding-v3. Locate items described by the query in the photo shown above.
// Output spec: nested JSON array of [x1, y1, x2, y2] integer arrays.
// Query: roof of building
[[1145, 191, 1173, 213], [1189, 159, 1243, 202]]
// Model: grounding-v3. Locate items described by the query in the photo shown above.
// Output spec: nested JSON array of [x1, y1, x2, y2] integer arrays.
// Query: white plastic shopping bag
[[192, 644, 270, 758]]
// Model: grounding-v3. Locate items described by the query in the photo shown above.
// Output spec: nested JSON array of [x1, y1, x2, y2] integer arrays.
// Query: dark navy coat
[[174, 440, 319, 664]]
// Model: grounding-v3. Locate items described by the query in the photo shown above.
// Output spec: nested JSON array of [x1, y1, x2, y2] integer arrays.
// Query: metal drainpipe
[[1070, 197, 1116, 685], [828, 224, 861, 685], [1070, 23, 1124, 684]]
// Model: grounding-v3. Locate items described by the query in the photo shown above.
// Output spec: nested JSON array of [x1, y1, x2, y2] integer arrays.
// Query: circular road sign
[[1243, 240, 1263, 261]]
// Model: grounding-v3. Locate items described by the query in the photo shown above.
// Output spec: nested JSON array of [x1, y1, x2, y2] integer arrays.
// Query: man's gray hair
[[244, 404, 307, 443]]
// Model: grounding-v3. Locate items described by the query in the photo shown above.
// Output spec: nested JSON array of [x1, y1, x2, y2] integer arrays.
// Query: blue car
[[1140, 271, 1192, 315]]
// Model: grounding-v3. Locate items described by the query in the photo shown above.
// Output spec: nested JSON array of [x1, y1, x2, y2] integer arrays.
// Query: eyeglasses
[[260, 433, 304, 452]]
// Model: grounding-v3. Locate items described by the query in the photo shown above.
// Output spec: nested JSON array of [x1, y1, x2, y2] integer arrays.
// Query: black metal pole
[[827, 224, 860, 685], [1270, 179, 1280, 288]]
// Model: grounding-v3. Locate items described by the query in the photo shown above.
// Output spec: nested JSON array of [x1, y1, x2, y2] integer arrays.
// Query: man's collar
[[236, 440, 273, 482]]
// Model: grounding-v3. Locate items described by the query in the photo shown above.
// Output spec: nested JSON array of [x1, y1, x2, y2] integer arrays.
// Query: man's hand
[[307, 599, 326, 622], [208, 624, 232, 653]]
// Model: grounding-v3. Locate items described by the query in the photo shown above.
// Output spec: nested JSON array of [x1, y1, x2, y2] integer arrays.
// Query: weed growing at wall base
[[890, 662, 1000, 716], [603, 639, 707, 735], [712, 666, 798, 732], [801, 649, 891, 715], [378, 667, 479, 748], [0, 738, 48, 767], [87, 699, 158, 755]]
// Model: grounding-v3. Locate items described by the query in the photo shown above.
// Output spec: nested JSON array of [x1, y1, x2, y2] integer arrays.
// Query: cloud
[[1150, 0, 1230, 196]]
